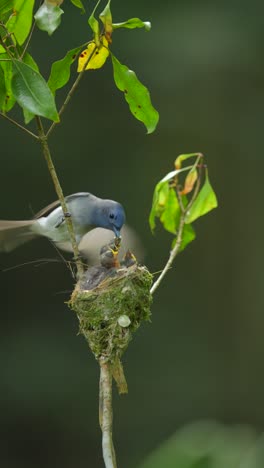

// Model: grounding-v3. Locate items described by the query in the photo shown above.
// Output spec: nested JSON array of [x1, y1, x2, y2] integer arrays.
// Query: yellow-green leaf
[[112, 18, 151, 31], [0, 54, 16, 112], [175, 152, 202, 170], [0, 0, 14, 16], [185, 170, 218, 224], [160, 188, 180, 235], [6, 0, 35, 45], [77, 36, 109, 72], [88, 0, 101, 46], [70, 0, 85, 13], [99, 0, 112, 42]]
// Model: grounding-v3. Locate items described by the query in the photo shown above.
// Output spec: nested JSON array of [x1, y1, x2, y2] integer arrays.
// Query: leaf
[[0, 65, 6, 110], [88, 0, 101, 46], [185, 170, 218, 224], [175, 152, 202, 170], [179, 223, 196, 252], [111, 54, 159, 134], [139, 421, 258, 468], [112, 18, 151, 31], [149, 180, 169, 232], [77, 36, 109, 72], [34, 1, 64, 36], [22, 52, 39, 123], [149, 168, 192, 232], [11, 59, 59, 121], [0, 0, 14, 16], [99, 0, 112, 42], [181, 168, 198, 195], [48, 46, 82, 94], [160, 166, 193, 183], [160, 188, 180, 235], [70, 0, 85, 13], [0, 55, 16, 112], [149, 181, 181, 234], [6, 0, 35, 45]]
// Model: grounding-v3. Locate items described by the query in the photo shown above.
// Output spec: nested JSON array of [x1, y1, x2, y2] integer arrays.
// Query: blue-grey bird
[[0, 192, 126, 253]]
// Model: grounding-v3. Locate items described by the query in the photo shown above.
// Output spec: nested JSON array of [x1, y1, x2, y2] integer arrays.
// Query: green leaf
[[149, 168, 192, 233], [88, 0, 101, 46], [99, 0, 112, 41], [112, 18, 151, 31], [171, 223, 196, 252], [6, 0, 35, 45], [149, 182, 181, 234], [23, 52, 39, 70], [111, 54, 159, 134], [34, 1, 63, 36], [149, 180, 168, 232], [0, 0, 14, 16], [11, 59, 59, 121], [0, 55, 16, 112], [185, 170, 218, 224], [70, 0, 85, 13], [22, 52, 39, 123], [48, 46, 83, 94], [0, 65, 6, 110], [179, 223, 196, 252], [160, 188, 180, 235]]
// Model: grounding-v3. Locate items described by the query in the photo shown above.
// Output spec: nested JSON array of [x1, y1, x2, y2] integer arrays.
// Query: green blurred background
[[1, 0, 264, 466]]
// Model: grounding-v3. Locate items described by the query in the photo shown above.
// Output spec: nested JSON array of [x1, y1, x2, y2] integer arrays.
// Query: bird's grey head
[[97, 200, 126, 238]]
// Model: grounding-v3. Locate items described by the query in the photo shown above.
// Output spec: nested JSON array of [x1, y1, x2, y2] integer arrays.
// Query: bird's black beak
[[113, 226, 121, 238]]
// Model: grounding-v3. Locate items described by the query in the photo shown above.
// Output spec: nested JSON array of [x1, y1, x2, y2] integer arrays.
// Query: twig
[[46, 44, 97, 137], [150, 213, 186, 295], [99, 357, 117, 468], [35, 115, 84, 278], [0, 112, 39, 139], [150, 154, 205, 295], [21, 20, 36, 59]]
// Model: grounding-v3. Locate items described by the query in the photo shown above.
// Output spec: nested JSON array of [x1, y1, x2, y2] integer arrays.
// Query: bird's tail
[[0, 220, 39, 252]]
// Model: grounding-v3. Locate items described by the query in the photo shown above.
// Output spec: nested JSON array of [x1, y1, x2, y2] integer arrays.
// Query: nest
[[68, 261, 153, 393]]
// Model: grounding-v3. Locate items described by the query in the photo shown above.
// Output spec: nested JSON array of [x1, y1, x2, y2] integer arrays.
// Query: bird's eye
[[109, 213, 114, 220]]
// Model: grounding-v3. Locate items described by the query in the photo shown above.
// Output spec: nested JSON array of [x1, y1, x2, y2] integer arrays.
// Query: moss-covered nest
[[68, 263, 153, 367]]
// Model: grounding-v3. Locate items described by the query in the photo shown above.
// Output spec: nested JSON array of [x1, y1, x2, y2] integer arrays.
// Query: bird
[[77, 225, 144, 264], [0, 192, 126, 253]]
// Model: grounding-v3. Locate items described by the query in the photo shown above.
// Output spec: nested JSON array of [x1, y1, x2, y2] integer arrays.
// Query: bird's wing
[[34, 199, 61, 219], [34, 193, 92, 219]]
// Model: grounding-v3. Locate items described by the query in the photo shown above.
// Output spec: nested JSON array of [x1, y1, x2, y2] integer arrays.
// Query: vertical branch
[[99, 357, 117, 468], [35, 116, 84, 278]]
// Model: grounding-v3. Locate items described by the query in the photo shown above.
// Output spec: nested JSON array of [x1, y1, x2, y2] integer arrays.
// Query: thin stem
[[35, 115, 84, 278], [151, 155, 205, 295], [99, 358, 117, 468], [0, 112, 39, 139], [46, 45, 97, 137], [21, 20, 36, 59], [150, 213, 186, 295]]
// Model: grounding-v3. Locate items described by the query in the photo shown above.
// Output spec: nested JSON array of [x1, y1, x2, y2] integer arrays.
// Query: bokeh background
[[1, 0, 264, 466]]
